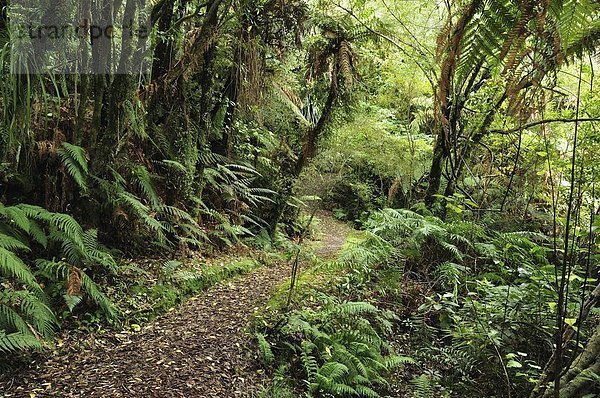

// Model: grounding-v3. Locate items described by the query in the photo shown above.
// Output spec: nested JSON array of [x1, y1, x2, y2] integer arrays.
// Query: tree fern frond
[[0, 302, 31, 335], [133, 165, 161, 208], [1, 206, 30, 233], [28, 220, 48, 248], [80, 272, 118, 318], [15, 290, 56, 338]]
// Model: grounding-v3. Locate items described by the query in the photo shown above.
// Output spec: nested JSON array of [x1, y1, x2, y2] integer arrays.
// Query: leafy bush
[[340, 208, 588, 396]]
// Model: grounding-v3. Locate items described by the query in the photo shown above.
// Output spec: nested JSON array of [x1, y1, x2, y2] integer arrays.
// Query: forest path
[[1, 212, 352, 398]]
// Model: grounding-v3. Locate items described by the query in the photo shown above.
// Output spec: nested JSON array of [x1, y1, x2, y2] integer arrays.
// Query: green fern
[[1, 204, 30, 232], [133, 165, 162, 208], [58, 142, 89, 192], [0, 232, 30, 252], [0, 331, 43, 353], [409, 374, 435, 398], [265, 297, 412, 397], [0, 247, 44, 297], [256, 332, 275, 365], [0, 205, 118, 354], [80, 272, 117, 318]]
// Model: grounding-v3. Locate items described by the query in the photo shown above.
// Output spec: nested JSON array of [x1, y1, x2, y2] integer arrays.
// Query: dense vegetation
[[0, 0, 599, 397]]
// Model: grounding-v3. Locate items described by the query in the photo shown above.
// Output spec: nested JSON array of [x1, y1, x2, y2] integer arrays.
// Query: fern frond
[[15, 290, 56, 338], [0, 331, 43, 353], [0, 247, 43, 296], [28, 220, 48, 248], [384, 355, 416, 369], [256, 332, 275, 365], [334, 301, 378, 317], [58, 143, 89, 191], [133, 165, 161, 208], [1, 206, 30, 233], [410, 374, 435, 398], [301, 340, 319, 381], [0, 302, 30, 334], [80, 272, 118, 318], [0, 233, 30, 252]]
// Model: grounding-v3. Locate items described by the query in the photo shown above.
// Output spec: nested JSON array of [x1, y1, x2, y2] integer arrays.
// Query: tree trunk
[[425, 127, 446, 207], [539, 323, 600, 398]]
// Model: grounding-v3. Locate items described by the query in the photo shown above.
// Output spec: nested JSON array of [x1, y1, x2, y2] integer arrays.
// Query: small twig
[[285, 248, 301, 309]]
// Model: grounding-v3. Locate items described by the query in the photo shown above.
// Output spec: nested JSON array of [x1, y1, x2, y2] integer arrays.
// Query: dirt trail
[[0, 213, 351, 398]]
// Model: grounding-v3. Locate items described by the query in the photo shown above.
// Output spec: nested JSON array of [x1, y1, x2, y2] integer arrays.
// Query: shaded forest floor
[[0, 213, 352, 398]]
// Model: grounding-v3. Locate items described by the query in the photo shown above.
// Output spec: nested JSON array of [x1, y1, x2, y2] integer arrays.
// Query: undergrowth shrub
[[338, 208, 587, 396], [0, 203, 116, 354], [59, 142, 274, 252], [258, 296, 414, 397]]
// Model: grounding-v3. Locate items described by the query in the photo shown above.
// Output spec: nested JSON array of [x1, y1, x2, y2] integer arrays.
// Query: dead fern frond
[[338, 40, 355, 87], [66, 266, 83, 297]]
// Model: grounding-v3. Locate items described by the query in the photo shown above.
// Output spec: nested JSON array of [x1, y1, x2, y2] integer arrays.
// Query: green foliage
[[339, 207, 597, 396], [93, 165, 210, 250], [58, 143, 89, 192], [409, 374, 435, 398], [123, 258, 261, 321], [200, 153, 275, 245], [257, 365, 296, 398], [260, 296, 414, 397], [0, 0, 597, 394], [297, 103, 432, 224], [256, 332, 275, 366], [0, 204, 116, 354]]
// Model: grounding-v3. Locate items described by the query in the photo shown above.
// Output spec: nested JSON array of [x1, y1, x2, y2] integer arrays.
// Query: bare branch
[[489, 118, 600, 135]]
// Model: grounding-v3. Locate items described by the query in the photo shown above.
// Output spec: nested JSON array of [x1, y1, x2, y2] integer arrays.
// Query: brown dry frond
[[66, 266, 83, 296], [338, 40, 355, 87]]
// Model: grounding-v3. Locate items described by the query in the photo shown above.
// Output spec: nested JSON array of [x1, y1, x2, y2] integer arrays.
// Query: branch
[[334, 3, 436, 88], [380, 0, 434, 57], [489, 118, 600, 135]]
